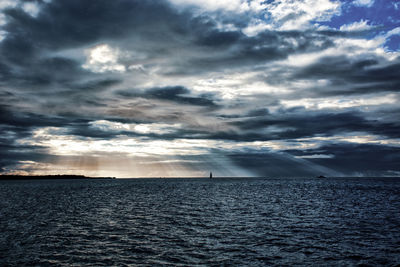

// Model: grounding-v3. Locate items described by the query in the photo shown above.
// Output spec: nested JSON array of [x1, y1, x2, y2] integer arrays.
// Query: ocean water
[[1, 177, 400, 266]]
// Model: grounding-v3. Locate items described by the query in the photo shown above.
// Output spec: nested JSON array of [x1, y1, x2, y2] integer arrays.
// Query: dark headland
[[0, 175, 116, 180]]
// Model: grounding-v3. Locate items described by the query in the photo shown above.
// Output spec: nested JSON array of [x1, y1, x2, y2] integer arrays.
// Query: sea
[[1, 177, 399, 266]]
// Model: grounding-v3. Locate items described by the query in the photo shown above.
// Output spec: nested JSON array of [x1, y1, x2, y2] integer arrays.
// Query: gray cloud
[[292, 56, 400, 96], [117, 86, 218, 107], [227, 151, 341, 177], [284, 143, 400, 176]]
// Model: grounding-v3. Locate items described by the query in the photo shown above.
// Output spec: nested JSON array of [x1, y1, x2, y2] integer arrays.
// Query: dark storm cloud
[[0, 103, 160, 140], [116, 86, 218, 107], [67, 124, 124, 139], [0, 135, 69, 173], [0, 107, 130, 150], [1, 0, 185, 51], [289, 55, 400, 97], [0, 0, 390, 89], [70, 78, 122, 92], [0, 145, 48, 172], [245, 108, 271, 117], [285, 143, 400, 176], [0, 15, 89, 89], [227, 151, 340, 177], [226, 110, 400, 141], [0, 0, 303, 92], [167, 30, 336, 75], [7, 57, 84, 88], [0, 0, 341, 87], [0, 113, 51, 172], [0, 104, 120, 139], [68, 108, 398, 143], [196, 28, 242, 47], [0, 104, 125, 171], [0, 105, 70, 129], [4, 102, 398, 147], [0, 0, 191, 92]]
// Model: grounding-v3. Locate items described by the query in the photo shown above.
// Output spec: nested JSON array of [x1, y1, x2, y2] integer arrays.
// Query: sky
[[0, 0, 399, 178]]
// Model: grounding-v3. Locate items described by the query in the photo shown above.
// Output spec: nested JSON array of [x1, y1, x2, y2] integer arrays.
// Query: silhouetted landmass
[[0, 175, 116, 180]]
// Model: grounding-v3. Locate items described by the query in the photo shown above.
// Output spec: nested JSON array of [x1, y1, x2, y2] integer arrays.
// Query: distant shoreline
[[0, 175, 116, 180], [1, 175, 399, 180]]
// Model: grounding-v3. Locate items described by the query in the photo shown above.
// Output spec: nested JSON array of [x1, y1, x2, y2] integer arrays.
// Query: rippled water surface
[[1, 177, 400, 266]]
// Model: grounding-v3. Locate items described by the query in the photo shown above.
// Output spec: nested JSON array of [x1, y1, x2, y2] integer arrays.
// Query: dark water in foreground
[[1, 177, 400, 266]]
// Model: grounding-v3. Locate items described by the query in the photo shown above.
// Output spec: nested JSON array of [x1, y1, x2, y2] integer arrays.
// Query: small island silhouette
[[0, 174, 116, 180]]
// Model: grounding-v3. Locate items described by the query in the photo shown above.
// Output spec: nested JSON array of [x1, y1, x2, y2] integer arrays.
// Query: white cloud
[[193, 71, 289, 99], [82, 44, 126, 73], [169, 0, 341, 34], [0, 13, 6, 26], [16, 126, 400, 177], [384, 27, 400, 38], [167, 0, 266, 13], [128, 64, 145, 72], [264, 0, 341, 30], [0, 0, 42, 19], [242, 19, 272, 37], [90, 120, 180, 135], [0, 0, 18, 28], [280, 30, 399, 64], [339, 20, 372, 31], [22, 2, 40, 17], [281, 94, 398, 110], [299, 134, 400, 147], [353, 0, 374, 7], [296, 154, 335, 159], [24, 127, 211, 157], [150, 0, 340, 34], [0, 0, 18, 9], [379, 27, 400, 54], [0, 30, 6, 42]]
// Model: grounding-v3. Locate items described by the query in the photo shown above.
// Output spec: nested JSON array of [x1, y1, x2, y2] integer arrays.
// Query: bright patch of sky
[[281, 93, 398, 110], [83, 44, 127, 73], [90, 120, 181, 135], [21, 2, 40, 17]]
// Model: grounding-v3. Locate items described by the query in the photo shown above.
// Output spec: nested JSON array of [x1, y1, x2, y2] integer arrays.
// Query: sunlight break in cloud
[[90, 120, 180, 135], [21, 2, 41, 17], [83, 44, 126, 73], [281, 94, 398, 110]]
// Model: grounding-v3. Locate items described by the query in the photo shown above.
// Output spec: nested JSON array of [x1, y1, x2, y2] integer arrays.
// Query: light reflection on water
[[1, 177, 400, 266]]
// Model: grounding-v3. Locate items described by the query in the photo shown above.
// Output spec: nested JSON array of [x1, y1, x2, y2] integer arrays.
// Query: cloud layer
[[0, 0, 399, 177]]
